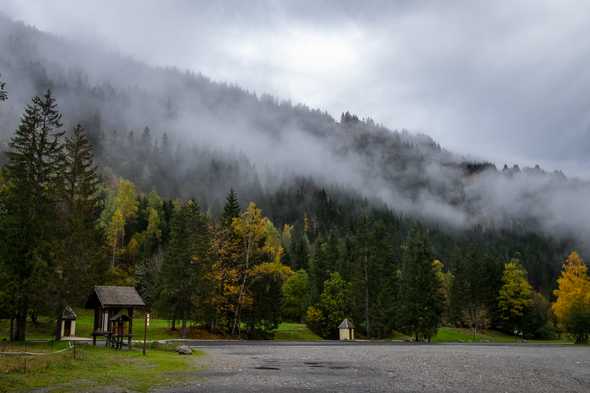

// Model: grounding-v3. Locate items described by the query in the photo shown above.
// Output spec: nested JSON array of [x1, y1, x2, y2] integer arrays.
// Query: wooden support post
[[143, 312, 148, 356], [128, 308, 133, 349]]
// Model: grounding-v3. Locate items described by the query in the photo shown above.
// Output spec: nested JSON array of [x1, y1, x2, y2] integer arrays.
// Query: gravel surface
[[156, 343, 590, 393]]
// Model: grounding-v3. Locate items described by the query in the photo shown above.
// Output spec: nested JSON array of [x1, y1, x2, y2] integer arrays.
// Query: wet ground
[[155, 342, 590, 392]]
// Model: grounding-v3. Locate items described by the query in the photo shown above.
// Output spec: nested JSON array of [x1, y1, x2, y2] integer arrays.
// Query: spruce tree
[[222, 188, 240, 227], [309, 236, 330, 303], [58, 125, 104, 310], [399, 225, 443, 342], [64, 125, 100, 217], [449, 245, 491, 335], [158, 200, 211, 337], [1, 90, 65, 341], [0, 74, 7, 102]]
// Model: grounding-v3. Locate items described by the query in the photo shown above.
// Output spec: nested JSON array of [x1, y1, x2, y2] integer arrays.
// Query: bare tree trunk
[[9, 318, 14, 341], [232, 232, 253, 337], [112, 239, 116, 268], [364, 253, 370, 338], [15, 313, 27, 341]]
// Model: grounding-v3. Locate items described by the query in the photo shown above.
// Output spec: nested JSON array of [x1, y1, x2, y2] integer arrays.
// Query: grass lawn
[[274, 322, 321, 341], [390, 327, 573, 344], [432, 327, 518, 343], [0, 343, 203, 393], [433, 327, 573, 344], [0, 310, 212, 341], [0, 311, 317, 342], [1, 312, 572, 344]]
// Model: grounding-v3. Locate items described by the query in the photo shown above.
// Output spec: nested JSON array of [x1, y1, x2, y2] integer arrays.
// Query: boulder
[[176, 345, 192, 355]]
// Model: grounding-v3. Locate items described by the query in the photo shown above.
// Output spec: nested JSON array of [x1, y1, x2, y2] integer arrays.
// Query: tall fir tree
[[63, 125, 100, 216], [0, 90, 65, 341], [399, 225, 443, 342], [0, 74, 7, 102], [56, 125, 105, 315], [449, 246, 491, 335], [158, 200, 211, 336], [309, 235, 331, 303], [222, 188, 240, 227]]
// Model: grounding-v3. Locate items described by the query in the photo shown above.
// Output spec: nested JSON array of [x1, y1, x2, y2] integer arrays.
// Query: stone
[[176, 345, 192, 355]]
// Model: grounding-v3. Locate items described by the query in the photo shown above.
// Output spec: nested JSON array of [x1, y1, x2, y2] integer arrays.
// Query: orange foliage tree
[[552, 251, 590, 344]]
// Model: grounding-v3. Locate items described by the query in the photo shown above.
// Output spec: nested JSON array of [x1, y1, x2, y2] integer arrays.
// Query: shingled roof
[[61, 305, 77, 320], [338, 318, 354, 329], [86, 286, 145, 308]]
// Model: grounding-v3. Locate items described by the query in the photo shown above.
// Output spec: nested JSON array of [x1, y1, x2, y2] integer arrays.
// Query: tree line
[[1, 85, 589, 343]]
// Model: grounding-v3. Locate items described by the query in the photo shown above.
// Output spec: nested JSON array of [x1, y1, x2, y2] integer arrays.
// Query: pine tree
[[398, 225, 443, 342], [209, 189, 242, 333], [222, 188, 240, 227], [0, 74, 7, 102], [64, 125, 100, 217], [309, 236, 331, 303], [57, 125, 105, 311], [158, 200, 211, 337], [449, 246, 490, 335], [0, 90, 65, 341]]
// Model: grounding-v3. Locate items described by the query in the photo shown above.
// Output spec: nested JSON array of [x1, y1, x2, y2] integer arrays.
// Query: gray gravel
[[157, 343, 590, 393]]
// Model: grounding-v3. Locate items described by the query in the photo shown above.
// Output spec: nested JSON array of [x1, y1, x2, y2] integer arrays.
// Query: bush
[[565, 299, 590, 344], [304, 306, 323, 337], [522, 293, 557, 339], [282, 270, 310, 322]]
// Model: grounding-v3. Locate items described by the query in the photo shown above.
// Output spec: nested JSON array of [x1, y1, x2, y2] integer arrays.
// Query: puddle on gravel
[[255, 366, 280, 370], [303, 361, 351, 370]]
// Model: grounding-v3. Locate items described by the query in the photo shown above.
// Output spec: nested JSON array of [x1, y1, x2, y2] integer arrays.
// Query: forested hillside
[[1, 14, 590, 343]]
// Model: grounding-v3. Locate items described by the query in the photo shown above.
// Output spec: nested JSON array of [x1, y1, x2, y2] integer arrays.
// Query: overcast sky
[[3, 0, 590, 177]]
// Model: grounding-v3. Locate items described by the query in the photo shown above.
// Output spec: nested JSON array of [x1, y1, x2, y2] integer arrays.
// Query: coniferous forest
[[1, 15, 590, 344]]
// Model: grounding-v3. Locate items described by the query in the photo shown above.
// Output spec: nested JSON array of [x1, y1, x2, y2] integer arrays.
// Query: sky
[[3, 0, 590, 178]]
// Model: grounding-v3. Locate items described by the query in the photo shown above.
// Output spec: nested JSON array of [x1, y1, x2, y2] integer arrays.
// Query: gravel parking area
[[157, 343, 590, 393]]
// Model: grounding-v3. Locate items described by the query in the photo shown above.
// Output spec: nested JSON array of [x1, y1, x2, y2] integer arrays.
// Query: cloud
[[3, 1, 590, 177], [4, 1, 590, 178]]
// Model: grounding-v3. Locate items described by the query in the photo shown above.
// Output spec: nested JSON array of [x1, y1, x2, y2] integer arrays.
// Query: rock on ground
[[176, 345, 193, 355]]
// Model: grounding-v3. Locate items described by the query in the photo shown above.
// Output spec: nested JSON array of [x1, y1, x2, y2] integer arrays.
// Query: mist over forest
[[1, 14, 588, 252]]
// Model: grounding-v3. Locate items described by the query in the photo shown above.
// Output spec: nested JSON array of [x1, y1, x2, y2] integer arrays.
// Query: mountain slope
[[0, 14, 588, 251]]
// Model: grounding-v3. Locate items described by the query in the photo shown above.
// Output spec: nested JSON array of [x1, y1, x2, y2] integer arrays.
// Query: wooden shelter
[[85, 286, 145, 348], [338, 318, 355, 341], [56, 305, 77, 339]]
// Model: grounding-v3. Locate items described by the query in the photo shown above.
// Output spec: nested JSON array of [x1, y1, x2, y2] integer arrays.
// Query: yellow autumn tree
[[106, 208, 125, 267], [229, 202, 284, 336], [552, 251, 590, 343], [433, 259, 453, 325], [497, 259, 533, 335], [100, 178, 139, 267]]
